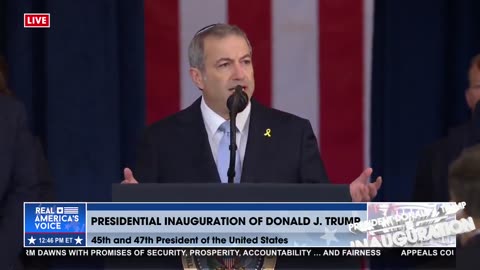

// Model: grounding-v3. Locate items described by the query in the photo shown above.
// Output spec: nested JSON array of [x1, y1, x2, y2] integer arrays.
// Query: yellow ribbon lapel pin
[[264, 128, 272, 137]]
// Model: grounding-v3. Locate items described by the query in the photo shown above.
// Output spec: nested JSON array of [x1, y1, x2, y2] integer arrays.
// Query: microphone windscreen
[[227, 85, 249, 113]]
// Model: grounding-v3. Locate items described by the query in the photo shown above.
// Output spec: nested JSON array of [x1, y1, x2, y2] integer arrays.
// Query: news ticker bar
[[24, 247, 457, 258], [24, 202, 462, 248]]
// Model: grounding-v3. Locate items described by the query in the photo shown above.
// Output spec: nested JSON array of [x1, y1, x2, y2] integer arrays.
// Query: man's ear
[[189, 67, 205, 90]]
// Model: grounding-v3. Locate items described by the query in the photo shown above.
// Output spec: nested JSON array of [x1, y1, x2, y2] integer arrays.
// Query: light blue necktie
[[217, 121, 242, 183]]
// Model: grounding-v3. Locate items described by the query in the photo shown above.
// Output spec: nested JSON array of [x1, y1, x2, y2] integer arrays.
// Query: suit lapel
[[182, 98, 220, 183], [184, 98, 272, 183], [241, 100, 268, 183]]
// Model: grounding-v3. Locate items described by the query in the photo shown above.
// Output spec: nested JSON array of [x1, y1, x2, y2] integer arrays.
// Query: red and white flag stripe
[[145, 0, 374, 185]]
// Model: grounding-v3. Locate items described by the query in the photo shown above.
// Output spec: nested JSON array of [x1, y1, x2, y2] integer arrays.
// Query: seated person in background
[[0, 90, 38, 269], [0, 56, 53, 203], [0, 55, 53, 270], [414, 53, 480, 202], [448, 144, 480, 248]]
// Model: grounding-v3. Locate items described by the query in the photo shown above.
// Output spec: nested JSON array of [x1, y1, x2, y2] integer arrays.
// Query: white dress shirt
[[200, 96, 251, 168]]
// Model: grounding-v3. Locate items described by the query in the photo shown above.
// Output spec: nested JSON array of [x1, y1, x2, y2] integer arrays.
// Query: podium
[[112, 183, 351, 202]]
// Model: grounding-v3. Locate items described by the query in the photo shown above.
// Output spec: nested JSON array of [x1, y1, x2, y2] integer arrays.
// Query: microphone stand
[[226, 85, 248, 184], [227, 110, 238, 184]]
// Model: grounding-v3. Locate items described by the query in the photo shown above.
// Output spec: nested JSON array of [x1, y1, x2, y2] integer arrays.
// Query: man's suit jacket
[[413, 136, 450, 202], [413, 104, 480, 269], [129, 98, 360, 269], [0, 95, 38, 269], [16, 138, 53, 270], [464, 234, 480, 248], [413, 107, 480, 202], [135, 97, 329, 184]]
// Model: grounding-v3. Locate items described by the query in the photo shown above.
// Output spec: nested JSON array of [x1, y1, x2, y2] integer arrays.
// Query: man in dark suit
[[120, 24, 382, 270], [414, 54, 480, 202], [448, 144, 480, 248], [0, 94, 39, 269], [123, 24, 382, 202], [1, 55, 53, 270]]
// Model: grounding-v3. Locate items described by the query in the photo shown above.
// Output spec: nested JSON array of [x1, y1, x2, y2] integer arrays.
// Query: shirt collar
[[200, 96, 251, 134]]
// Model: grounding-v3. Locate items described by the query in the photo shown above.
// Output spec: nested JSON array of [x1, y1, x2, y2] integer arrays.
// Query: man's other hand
[[349, 168, 382, 202], [121, 167, 138, 184]]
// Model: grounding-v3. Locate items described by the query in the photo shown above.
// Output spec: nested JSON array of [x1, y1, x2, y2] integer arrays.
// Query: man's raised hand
[[121, 168, 138, 184]]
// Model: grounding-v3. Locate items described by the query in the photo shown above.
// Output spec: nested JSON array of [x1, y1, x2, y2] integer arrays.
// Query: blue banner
[[24, 202, 466, 248]]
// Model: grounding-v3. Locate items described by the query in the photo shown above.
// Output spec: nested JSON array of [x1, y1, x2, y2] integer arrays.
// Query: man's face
[[190, 35, 255, 118], [466, 66, 480, 110]]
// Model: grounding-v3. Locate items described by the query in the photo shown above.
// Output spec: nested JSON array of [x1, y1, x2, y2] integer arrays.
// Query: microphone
[[227, 85, 249, 115], [226, 85, 249, 184]]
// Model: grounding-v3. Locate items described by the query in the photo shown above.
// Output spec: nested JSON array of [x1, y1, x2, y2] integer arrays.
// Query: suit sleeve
[[299, 119, 329, 183], [0, 102, 39, 269], [134, 129, 159, 183]]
